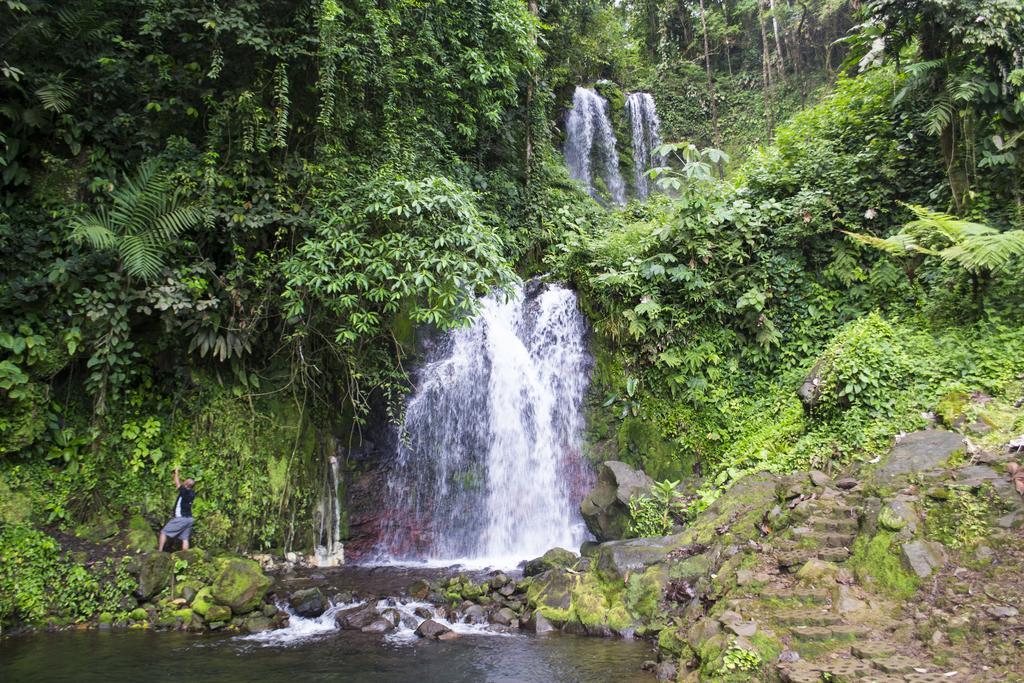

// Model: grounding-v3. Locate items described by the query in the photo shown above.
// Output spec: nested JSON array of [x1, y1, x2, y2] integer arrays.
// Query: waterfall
[[375, 281, 593, 567], [625, 92, 663, 199], [565, 87, 626, 205], [313, 455, 345, 567]]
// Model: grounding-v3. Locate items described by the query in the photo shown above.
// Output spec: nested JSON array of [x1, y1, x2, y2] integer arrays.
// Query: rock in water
[[361, 618, 395, 634], [523, 547, 579, 577], [210, 558, 273, 614], [335, 605, 378, 630], [288, 587, 326, 618], [580, 461, 654, 541], [415, 619, 452, 639]]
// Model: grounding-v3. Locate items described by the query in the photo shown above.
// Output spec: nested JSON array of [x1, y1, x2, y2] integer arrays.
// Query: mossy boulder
[[134, 552, 173, 600], [523, 547, 579, 577], [204, 604, 232, 623], [570, 572, 634, 636], [593, 534, 684, 581], [126, 515, 156, 552], [580, 461, 654, 541], [210, 558, 272, 614], [129, 608, 148, 622], [190, 586, 215, 617], [525, 569, 575, 624]]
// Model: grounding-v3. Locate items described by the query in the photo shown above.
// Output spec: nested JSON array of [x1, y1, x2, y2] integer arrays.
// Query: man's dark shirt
[[173, 486, 196, 518]]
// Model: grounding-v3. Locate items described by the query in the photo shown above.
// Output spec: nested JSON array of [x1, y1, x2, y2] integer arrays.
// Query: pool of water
[[0, 625, 656, 683]]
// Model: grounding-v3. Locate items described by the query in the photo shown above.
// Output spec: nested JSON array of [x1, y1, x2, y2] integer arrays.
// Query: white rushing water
[[237, 598, 506, 648], [375, 281, 592, 568], [625, 92, 663, 199], [565, 86, 626, 205]]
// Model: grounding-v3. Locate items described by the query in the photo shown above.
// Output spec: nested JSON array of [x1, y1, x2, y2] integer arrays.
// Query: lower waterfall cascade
[[374, 280, 594, 567]]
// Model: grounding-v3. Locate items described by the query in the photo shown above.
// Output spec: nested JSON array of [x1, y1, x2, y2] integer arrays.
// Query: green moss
[[623, 569, 663, 622], [848, 530, 918, 599], [925, 486, 995, 549], [657, 624, 689, 657]]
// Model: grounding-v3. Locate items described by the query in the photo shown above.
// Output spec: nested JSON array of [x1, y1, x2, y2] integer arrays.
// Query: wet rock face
[[523, 547, 579, 577], [414, 619, 451, 639], [288, 587, 327, 618], [579, 461, 654, 541]]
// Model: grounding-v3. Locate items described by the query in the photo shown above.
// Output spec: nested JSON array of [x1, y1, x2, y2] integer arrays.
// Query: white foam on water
[[235, 601, 363, 647]]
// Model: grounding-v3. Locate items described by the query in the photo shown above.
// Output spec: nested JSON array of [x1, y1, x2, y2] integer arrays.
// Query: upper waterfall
[[374, 281, 593, 567], [565, 86, 627, 206], [626, 92, 663, 199]]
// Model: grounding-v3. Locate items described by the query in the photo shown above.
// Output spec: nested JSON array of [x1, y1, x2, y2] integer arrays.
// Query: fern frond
[[150, 205, 201, 243], [35, 76, 75, 113], [842, 230, 918, 256], [118, 234, 164, 280], [69, 209, 116, 249], [924, 97, 954, 136]]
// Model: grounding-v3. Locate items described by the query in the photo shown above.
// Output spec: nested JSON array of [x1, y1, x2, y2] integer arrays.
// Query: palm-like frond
[[846, 204, 1024, 274], [34, 75, 74, 113], [69, 159, 200, 280]]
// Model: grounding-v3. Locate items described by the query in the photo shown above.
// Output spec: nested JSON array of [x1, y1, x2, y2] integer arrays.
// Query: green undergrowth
[[848, 530, 919, 599], [0, 373, 325, 555], [0, 525, 136, 628], [585, 313, 1024, 518]]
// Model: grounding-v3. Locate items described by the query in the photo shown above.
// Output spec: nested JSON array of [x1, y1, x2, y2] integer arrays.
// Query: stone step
[[796, 530, 857, 548], [789, 625, 834, 641], [777, 550, 816, 570], [776, 609, 843, 627], [851, 641, 898, 659], [871, 655, 923, 674], [818, 658, 872, 682], [816, 546, 852, 563], [756, 586, 830, 605], [808, 515, 858, 533], [904, 672, 972, 682], [777, 662, 822, 683]]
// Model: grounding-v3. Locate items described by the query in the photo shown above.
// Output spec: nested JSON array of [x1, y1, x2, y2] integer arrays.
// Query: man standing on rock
[[158, 467, 196, 551]]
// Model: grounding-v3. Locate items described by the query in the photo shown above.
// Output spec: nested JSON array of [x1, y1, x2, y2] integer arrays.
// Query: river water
[[0, 627, 654, 682]]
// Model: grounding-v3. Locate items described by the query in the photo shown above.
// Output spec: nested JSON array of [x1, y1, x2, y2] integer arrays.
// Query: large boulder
[[134, 552, 173, 600], [870, 430, 964, 485], [210, 558, 273, 615], [797, 357, 827, 412], [580, 461, 654, 541], [592, 534, 691, 581], [523, 547, 578, 577]]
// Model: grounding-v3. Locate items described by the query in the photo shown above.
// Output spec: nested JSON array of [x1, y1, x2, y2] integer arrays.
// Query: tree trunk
[[768, 0, 786, 78], [524, 0, 538, 188], [698, 0, 722, 174]]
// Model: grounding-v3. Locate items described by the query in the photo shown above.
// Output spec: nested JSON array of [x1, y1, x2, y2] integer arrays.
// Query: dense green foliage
[[1, 0, 1022, 631]]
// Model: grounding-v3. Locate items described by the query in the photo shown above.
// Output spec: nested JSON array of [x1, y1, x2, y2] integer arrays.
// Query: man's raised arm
[[173, 466, 181, 489]]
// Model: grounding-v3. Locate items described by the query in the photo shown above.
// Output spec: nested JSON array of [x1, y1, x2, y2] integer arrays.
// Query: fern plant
[[70, 159, 201, 280], [845, 204, 1024, 312]]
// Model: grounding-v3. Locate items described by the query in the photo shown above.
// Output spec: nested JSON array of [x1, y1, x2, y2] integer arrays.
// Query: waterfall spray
[[626, 92, 663, 199], [564, 87, 626, 205], [375, 281, 593, 566]]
